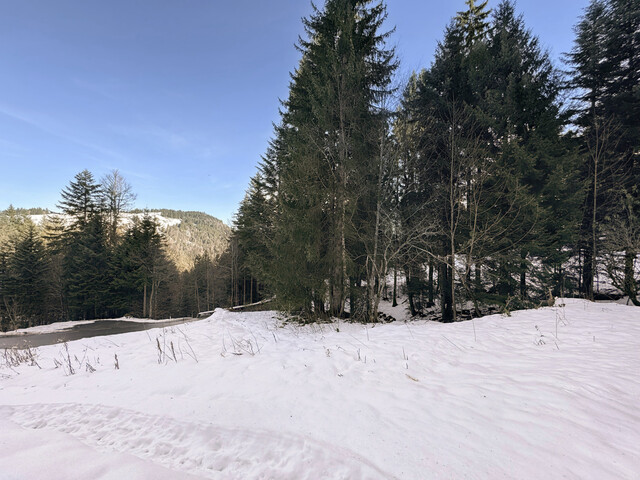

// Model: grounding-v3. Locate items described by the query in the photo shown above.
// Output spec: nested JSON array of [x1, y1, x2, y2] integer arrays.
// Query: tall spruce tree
[[566, 0, 639, 301], [64, 214, 110, 320], [604, 0, 640, 303], [56, 170, 110, 319], [566, 0, 618, 300], [236, 0, 396, 320], [479, 1, 575, 300], [4, 224, 49, 326], [401, 0, 572, 320], [111, 214, 169, 318], [58, 170, 103, 228], [408, 0, 493, 321]]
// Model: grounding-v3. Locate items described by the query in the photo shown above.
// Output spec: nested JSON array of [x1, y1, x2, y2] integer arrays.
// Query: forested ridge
[[234, 0, 639, 322], [129, 209, 231, 272], [0, 172, 235, 330]]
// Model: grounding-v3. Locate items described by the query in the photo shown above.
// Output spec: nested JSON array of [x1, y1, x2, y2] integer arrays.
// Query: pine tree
[[64, 214, 110, 320], [111, 214, 170, 318], [456, 0, 491, 52], [0, 249, 10, 331], [479, 1, 575, 301], [286, 0, 396, 318], [238, 0, 397, 319], [57, 170, 103, 228], [409, 1, 493, 321], [394, 73, 439, 315], [566, 0, 637, 300], [56, 170, 110, 319], [4, 224, 49, 326], [401, 0, 571, 319], [604, 0, 640, 302]]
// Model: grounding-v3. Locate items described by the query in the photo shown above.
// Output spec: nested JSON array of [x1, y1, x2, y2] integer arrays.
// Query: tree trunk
[[440, 259, 454, 323], [194, 278, 200, 313], [143, 282, 147, 318], [624, 250, 639, 305], [392, 268, 398, 307], [583, 244, 594, 301], [520, 250, 527, 299], [428, 261, 434, 304], [150, 280, 156, 319]]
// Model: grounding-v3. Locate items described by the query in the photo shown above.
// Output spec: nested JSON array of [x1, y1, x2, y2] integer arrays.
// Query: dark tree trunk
[[624, 250, 639, 306], [392, 269, 398, 307], [440, 260, 453, 323], [428, 261, 434, 304], [582, 245, 594, 301], [520, 250, 527, 299]]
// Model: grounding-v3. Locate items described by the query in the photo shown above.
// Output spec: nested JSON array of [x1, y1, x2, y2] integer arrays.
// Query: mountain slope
[[0, 208, 232, 272]]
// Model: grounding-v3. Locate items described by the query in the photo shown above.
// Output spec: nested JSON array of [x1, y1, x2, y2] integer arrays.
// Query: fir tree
[[57, 170, 103, 229], [240, 0, 397, 319], [64, 214, 110, 320], [4, 224, 49, 326]]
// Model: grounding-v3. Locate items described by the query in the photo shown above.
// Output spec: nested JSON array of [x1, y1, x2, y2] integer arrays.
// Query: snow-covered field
[[1, 299, 639, 479]]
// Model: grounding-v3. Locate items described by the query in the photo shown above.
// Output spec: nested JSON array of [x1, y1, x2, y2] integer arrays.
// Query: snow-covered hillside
[[29, 212, 181, 230], [1, 300, 639, 479]]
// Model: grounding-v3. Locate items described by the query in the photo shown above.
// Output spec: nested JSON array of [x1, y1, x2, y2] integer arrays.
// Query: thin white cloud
[[0, 103, 126, 162], [72, 77, 123, 101], [110, 122, 222, 160]]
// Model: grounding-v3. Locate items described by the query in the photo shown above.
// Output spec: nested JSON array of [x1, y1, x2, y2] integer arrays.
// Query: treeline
[[234, 0, 639, 322], [0, 171, 238, 331]]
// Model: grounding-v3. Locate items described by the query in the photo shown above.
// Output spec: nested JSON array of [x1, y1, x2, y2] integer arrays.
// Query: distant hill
[[130, 209, 231, 271], [0, 208, 231, 272]]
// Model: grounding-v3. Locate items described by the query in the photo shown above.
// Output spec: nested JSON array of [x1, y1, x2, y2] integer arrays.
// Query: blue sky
[[0, 0, 590, 223]]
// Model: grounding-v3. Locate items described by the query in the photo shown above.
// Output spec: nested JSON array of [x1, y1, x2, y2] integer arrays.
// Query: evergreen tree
[[479, 1, 576, 300], [566, 0, 638, 301], [237, 0, 397, 320], [401, 0, 572, 319], [4, 224, 49, 326], [456, 0, 491, 52], [604, 0, 640, 302], [56, 170, 111, 319], [408, 0, 493, 321], [64, 214, 110, 320], [111, 214, 170, 318], [57, 170, 103, 228]]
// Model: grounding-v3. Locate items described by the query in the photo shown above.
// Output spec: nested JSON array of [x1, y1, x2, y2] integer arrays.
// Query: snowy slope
[[29, 212, 181, 230], [1, 300, 639, 479]]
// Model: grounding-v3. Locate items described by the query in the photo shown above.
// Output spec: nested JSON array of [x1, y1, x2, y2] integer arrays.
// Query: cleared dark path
[[0, 317, 203, 349]]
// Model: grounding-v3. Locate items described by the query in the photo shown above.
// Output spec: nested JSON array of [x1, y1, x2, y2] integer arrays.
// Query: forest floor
[[1, 299, 639, 479]]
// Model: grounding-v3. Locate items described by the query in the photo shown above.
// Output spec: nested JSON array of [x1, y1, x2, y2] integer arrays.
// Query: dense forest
[[0, 171, 236, 331], [234, 0, 639, 322]]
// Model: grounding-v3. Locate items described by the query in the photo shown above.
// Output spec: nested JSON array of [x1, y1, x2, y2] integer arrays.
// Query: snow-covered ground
[[1, 299, 639, 479]]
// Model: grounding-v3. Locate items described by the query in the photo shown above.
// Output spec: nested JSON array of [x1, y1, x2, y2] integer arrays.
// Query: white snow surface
[[1, 299, 639, 479]]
